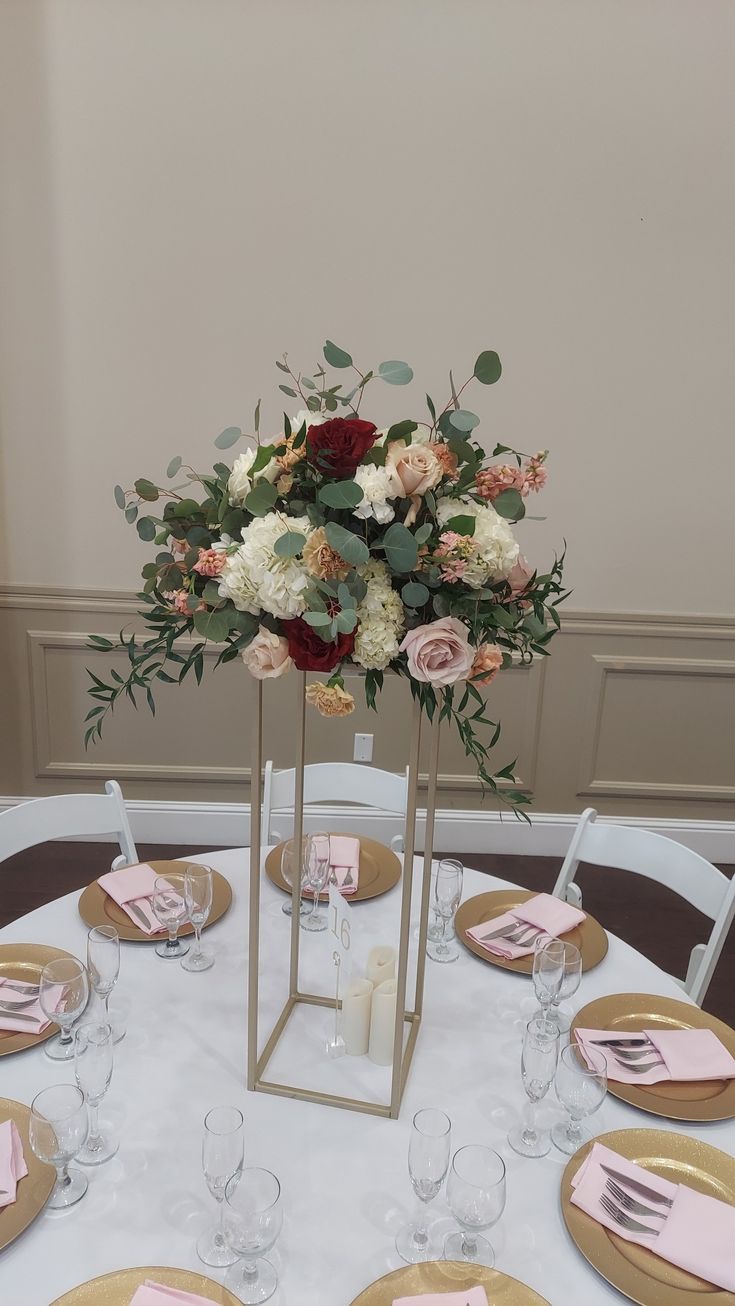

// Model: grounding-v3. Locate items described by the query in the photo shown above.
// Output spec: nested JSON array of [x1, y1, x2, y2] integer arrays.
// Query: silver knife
[[0, 979, 39, 994], [127, 899, 153, 930], [0, 1010, 43, 1026], [600, 1163, 674, 1207], [478, 921, 541, 943], [589, 1036, 651, 1049]]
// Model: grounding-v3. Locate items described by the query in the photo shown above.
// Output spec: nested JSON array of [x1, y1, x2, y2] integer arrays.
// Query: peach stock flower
[[429, 442, 459, 482], [166, 589, 205, 616], [400, 616, 474, 687], [192, 548, 226, 577], [242, 626, 292, 679], [303, 527, 349, 580], [475, 464, 524, 502], [471, 642, 504, 686], [434, 531, 475, 584], [522, 451, 548, 493], [305, 682, 355, 717]]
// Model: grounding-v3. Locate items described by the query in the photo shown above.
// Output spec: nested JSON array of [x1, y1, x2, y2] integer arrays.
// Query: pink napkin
[[0, 979, 51, 1035], [129, 1280, 220, 1305], [466, 892, 586, 959], [571, 1141, 735, 1292], [329, 835, 360, 895], [97, 864, 167, 934], [392, 1289, 488, 1306], [0, 1119, 28, 1208], [576, 1027, 735, 1086]]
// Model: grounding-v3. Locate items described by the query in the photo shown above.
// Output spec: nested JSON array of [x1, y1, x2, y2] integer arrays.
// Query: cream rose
[[399, 616, 474, 687], [386, 440, 443, 498], [242, 627, 292, 679]]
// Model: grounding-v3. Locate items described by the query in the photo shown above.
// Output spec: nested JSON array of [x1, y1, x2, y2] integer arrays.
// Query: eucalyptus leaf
[[244, 481, 278, 517], [443, 514, 476, 537], [385, 419, 417, 443], [336, 608, 358, 634], [279, 384, 297, 398], [203, 579, 225, 606], [493, 488, 526, 522], [449, 409, 480, 432], [474, 350, 502, 385], [254, 399, 261, 433], [193, 608, 230, 643], [166, 456, 182, 479], [135, 478, 159, 501], [301, 376, 316, 390], [186, 525, 212, 548], [323, 340, 353, 368], [318, 479, 364, 510], [137, 516, 156, 542], [337, 582, 356, 609], [432, 593, 451, 618], [124, 504, 139, 523], [273, 530, 306, 558], [414, 523, 433, 545], [214, 426, 242, 450], [114, 484, 126, 509], [401, 581, 430, 607], [303, 610, 332, 628], [381, 522, 418, 573], [307, 395, 322, 412], [324, 522, 369, 566], [173, 498, 201, 518], [378, 359, 413, 386]]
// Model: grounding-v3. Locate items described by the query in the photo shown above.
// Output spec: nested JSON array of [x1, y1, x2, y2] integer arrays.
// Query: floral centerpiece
[[86, 341, 567, 812]]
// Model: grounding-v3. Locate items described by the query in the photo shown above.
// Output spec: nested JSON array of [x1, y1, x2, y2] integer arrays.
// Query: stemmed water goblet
[[426, 860, 463, 963], [197, 1106, 245, 1268], [224, 1166, 283, 1303], [182, 865, 214, 972], [300, 832, 331, 933], [546, 941, 582, 1035], [444, 1145, 507, 1267], [151, 873, 190, 959], [395, 1107, 452, 1263], [280, 836, 309, 918], [74, 1021, 118, 1164], [29, 1084, 89, 1208], [39, 957, 89, 1061], [508, 1015, 560, 1157], [87, 925, 124, 1043], [552, 1041, 607, 1154]]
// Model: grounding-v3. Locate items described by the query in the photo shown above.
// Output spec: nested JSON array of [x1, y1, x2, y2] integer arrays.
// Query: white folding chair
[[0, 779, 138, 871], [553, 807, 735, 1006], [262, 761, 409, 854]]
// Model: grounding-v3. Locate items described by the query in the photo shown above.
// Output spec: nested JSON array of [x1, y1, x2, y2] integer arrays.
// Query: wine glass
[[507, 1016, 560, 1157], [74, 1022, 118, 1164], [280, 836, 309, 917], [426, 860, 463, 963], [224, 1167, 282, 1303], [39, 958, 89, 1061], [444, 1145, 507, 1267], [182, 865, 214, 972], [395, 1108, 452, 1263], [197, 1106, 245, 1268], [87, 925, 124, 1043], [300, 832, 330, 933], [151, 873, 190, 959], [552, 1041, 607, 1154], [532, 937, 565, 1018], [29, 1084, 89, 1208], [547, 941, 582, 1035]]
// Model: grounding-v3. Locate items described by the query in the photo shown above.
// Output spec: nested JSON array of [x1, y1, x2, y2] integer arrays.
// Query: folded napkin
[[129, 1280, 219, 1305], [571, 1141, 735, 1292], [329, 835, 360, 895], [576, 1027, 735, 1086], [0, 1119, 28, 1208], [393, 1289, 488, 1306], [97, 864, 168, 934], [466, 892, 586, 959], [0, 978, 51, 1035]]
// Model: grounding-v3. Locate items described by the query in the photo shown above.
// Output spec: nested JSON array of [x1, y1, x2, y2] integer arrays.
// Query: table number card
[[328, 882, 353, 964]]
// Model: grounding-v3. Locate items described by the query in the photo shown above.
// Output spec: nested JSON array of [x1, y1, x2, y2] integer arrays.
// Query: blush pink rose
[[386, 440, 443, 524], [508, 554, 534, 598], [242, 626, 292, 680], [399, 616, 474, 687]]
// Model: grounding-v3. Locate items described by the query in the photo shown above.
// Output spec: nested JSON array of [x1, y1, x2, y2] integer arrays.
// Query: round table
[[1, 850, 733, 1305]]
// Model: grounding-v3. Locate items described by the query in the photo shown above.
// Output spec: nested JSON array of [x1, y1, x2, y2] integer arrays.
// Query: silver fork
[[0, 979, 39, 994], [605, 1178, 669, 1219], [599, 1192, 661, 1236], [479, 923, 540, 946], [612, 1046, 666, 1064], [0, 995, 38, 1011], [612, 1053, 666, 1074]]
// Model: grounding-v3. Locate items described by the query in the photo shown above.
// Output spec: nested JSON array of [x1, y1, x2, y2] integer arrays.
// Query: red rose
[[283, 618, 355, 672], [306, 417, 378, 478]]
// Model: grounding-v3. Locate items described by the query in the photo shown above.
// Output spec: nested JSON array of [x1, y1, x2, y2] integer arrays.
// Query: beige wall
[[1, 2, 734, 816]]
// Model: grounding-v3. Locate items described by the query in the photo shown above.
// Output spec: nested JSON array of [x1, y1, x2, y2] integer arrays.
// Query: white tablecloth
[[1, 849, 733, 1305]]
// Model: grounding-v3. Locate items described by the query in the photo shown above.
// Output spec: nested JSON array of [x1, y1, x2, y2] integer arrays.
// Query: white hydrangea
[[436, 498, 519, 585], [227, 447, 279, 505], [353, 463, 402, 525], [217, 512, 312, 619], [290, 408, 326, 434], [353, 561, 406, 670]]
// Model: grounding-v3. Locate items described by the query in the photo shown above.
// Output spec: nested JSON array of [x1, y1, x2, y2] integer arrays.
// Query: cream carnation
[[217, 512, 312, 619], [353, 463, 402, 525], [353, 561, 405, 670], [227, 447, 279, 505], [436, 498, 519, 585]]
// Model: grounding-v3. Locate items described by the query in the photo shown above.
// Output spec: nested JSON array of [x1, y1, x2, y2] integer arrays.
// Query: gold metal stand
[[247, 672, 439, 1118]]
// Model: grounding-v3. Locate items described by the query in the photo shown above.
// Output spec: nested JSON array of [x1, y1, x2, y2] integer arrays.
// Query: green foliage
[[136, 516, 156, 542], [381, 522, 418, 573], [442, 514, 476, 537], [318, 480, 364, 510], [114, 485, 126, 509], [448, 409, 480, 432], [323, 340, 353, 368], [378, 360, 413, 385], [273, 530, 306, 558], [166, 456, 182, 478], [385, 420, 417, 443], [493, 488, 526, 522], [244, 482, 278, 516], [324, 522, 369, 566], [401, 581, 430, 607], [474, 350, 502, 384], [214, 426, 242, 450]]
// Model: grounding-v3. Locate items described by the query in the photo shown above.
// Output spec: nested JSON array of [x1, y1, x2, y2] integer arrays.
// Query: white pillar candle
[[366, 945, 396, 988], [341, 978, 373, 1056], [368, 978, 398, 1066]]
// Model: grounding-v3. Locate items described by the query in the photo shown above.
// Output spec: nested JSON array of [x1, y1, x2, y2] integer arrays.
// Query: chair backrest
[[553, 807, 735, 1005], [262, 761, 409, 847], [0, 780, 138, 867]]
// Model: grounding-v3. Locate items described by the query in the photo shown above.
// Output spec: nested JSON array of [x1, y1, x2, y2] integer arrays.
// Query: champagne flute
[[532, 937, 565, 1018], [87, 925, 124, 1043], [395, 1108, 452, 1263], [507, 1016, 560, 1157], [224, 1167, 283, 1303], [547, 941, 582, 1034], [552, 1041, 607, 1154], [151, 873, 190, 959], [29, 1084, 89, 1208], [182, 865, 214, 972], [280, 836, 309, 917], [426, 860, 463, 963], [74, 1022, 118, 1164], [39, 958, 89, 1061], [444, 1145, 506, 1267], [197, 1106, 245, 1268], [300, 832, 330, 933]]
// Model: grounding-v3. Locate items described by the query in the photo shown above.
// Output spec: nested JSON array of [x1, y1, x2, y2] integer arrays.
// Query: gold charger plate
[[78, 860, 232, 943], [0, 942, 75, 1056], [561, 1127, 735, 1306], [0, 1097, 55, 1252], [573, 993, 735, 1122], [455, 889, 608, 974], [50, 1265, 241, 1304], [265, 833, 401, 904], [350, 1260, 550, 1305]]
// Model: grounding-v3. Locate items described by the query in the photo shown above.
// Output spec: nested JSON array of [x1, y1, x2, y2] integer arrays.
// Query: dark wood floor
[[2, 841, 733, 1025]]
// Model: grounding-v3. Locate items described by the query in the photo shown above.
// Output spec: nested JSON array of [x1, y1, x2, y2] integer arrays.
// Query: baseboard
[[0, 797, 732, 863]]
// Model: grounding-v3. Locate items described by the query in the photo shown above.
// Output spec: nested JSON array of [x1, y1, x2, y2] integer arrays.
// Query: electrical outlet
[[353, 733, 373, 763]]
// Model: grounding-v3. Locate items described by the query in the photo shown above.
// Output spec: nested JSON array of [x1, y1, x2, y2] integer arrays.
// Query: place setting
[[78, 860, 232, 950], [265, 829, 402, 909], [454, 889, 608, 975]]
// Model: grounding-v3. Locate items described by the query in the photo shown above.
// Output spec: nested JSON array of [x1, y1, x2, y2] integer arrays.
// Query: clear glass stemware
[[444, 1145, 507, 1267], [395, 1107, 452, 1263], [29, 1084, 89, 1208], [87, 925, 124, 1043], [224, 1166, 283, 1304], [300, 832, 331, 933], [197, 1106, 245, 1268], [39, 958, 89, 1061], [426, 860, 463, 963], [280, 836, 309, 917], [552, 1040, 607, 1154], [151, 873, 190, 959], [507, 1015, 560, 1157], [182, 865, 214, 972], [74, 1021, 118, 1164], [546, 940, 582, 1036], [532, 937, 565, 1018]]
